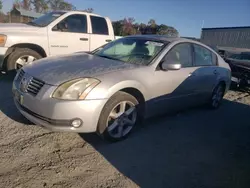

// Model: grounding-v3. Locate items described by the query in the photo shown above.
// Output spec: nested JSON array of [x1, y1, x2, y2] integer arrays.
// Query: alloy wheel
[[106, 101, 137, 139], [211, 85, 224, 108], [15, 55, 36, 70]]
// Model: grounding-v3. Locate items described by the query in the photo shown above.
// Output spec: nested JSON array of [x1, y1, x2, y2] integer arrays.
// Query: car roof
[[125, 35, 198, 43]]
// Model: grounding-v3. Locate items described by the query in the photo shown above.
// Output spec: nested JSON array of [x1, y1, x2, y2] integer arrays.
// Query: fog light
[[71, 119, 82, 128]]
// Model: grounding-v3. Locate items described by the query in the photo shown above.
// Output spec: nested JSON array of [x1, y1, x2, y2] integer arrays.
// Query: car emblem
[[20, 77, 29, 93]]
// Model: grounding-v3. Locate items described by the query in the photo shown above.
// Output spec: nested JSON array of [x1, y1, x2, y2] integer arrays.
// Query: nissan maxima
[[12, 35, 231, 142]]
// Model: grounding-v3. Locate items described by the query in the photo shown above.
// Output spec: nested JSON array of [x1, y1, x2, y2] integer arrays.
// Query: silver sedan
[[12, 35, 231, 142]]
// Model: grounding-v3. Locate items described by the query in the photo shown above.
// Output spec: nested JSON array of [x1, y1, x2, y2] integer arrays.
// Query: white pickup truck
[[0, 11, 120, 71]]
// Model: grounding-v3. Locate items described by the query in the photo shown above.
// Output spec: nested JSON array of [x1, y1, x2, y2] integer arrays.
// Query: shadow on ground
[[0, 71, 32, 124], [81, 100, 250, 188]]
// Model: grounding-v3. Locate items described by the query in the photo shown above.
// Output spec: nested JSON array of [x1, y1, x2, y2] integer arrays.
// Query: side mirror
[[161, 61, 181, 71]]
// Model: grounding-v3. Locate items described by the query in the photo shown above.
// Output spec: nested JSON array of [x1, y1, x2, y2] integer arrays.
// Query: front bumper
[[0, 47, 8, 70], [13, 84, 108, 133]]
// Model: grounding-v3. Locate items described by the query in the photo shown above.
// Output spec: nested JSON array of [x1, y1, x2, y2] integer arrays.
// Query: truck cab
[[0, 11, 117, 71]]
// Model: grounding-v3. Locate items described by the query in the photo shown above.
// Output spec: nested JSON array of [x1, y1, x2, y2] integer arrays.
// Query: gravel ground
[[0, 72, 250, 188]]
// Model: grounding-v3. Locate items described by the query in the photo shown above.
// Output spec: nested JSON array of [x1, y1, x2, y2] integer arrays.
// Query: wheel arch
[[213, 79, 227, 94], [3, 43, 48, 70], [5, 43, 47, 58], [105, 80, 149, 101]]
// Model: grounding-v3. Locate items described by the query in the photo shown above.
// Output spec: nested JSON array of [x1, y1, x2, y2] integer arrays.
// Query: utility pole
[[200, 20, 205, 39]]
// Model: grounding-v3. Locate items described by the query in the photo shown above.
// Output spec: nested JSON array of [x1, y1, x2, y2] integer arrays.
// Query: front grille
[[16, 69, 25, 83], [27, 77, 45, 96], [15, 69, 45, 96]]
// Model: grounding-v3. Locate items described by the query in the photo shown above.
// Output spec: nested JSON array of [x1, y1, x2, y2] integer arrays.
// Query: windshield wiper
[[97, 55, 119, 61]]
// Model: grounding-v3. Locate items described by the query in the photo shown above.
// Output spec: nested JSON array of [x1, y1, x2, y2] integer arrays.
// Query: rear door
[[48, 14, 90, 56], [89, 16, 114, 51], [192, 44, 218, 101]]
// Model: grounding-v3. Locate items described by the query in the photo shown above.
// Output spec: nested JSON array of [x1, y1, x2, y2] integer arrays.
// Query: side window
[[90, 16, 109, 35], [164, 43, 193, 67], [53, 14, 87, 33], [193, 44, 216, 66]]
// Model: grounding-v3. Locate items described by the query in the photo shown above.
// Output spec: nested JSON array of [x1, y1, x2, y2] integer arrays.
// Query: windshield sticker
[[145, 41, 164, 46]]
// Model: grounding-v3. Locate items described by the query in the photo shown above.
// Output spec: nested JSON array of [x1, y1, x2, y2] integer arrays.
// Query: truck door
[[89, 16, 114, 51], [47, 14, 90, 56]]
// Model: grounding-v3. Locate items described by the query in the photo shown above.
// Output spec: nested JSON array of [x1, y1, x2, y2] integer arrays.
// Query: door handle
[[213, 70, 218, 75], [106, 39, 112, 42], [80, 38, 88, 41]]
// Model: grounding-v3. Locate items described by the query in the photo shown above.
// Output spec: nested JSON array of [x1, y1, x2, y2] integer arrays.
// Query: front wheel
[[209, 83, 225, 109], [6, 48, 42, 71], [97, 91, 139, 142]]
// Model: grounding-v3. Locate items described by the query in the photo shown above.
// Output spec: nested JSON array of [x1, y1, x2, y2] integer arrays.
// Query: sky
[[2, 0, 250, 37]]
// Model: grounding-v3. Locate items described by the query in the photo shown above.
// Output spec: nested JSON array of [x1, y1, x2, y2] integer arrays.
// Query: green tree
[[32, 0, 49, 13], [112, 20, 123, 36], [148, 19, 156, 28], [157, 24, 179, 37], [49, 0, 75, 11], [0, 0, 3, 11], [121, 17, 137, 36], [14, 0, 32, 10]]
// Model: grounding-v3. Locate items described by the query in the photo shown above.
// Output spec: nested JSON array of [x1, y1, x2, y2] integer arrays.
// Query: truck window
[[53, 14, 87, 33], [90, 16, 109, 35]]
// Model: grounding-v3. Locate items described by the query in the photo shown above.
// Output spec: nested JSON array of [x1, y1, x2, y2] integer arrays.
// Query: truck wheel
[[7, 48, 42, 71]]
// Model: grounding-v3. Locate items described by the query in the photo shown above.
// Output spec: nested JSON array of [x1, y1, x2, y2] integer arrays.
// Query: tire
[[97, 91, 139, 142], [7, 48, 42, 71], [209, 83, 225, 109]]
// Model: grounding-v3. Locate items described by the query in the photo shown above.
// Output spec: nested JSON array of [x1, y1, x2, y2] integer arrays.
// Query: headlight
[[0, 35, 7, 47], [52, 78, 100, 100]]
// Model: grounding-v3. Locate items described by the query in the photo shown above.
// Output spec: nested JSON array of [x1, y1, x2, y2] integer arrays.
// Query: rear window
[[90, 16, 109, 35]]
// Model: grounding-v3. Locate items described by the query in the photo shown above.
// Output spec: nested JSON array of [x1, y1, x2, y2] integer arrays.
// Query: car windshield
[[27, 12, 65, 27], [93, 37, 167, 65]]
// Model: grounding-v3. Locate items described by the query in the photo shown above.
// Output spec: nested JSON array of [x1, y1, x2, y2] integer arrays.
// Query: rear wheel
[[7, 48, 42, 71], [97, 91, 139, 142], [209, 83, 225, 109]]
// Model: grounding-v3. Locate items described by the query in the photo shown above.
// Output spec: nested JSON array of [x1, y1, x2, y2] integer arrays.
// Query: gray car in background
[[12, 35, 231, 142]]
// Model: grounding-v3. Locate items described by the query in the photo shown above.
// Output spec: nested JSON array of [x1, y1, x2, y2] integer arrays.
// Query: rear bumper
[[0, 47, 8, 70]]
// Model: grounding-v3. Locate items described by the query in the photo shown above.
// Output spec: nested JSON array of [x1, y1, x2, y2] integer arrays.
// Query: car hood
[[0, 23, 40, 33], [23, 53, 141, 85]]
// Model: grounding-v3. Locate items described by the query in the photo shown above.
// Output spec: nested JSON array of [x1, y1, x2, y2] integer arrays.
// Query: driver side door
[[47, 14, 90, 56], [147, 43, 201, 117]]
